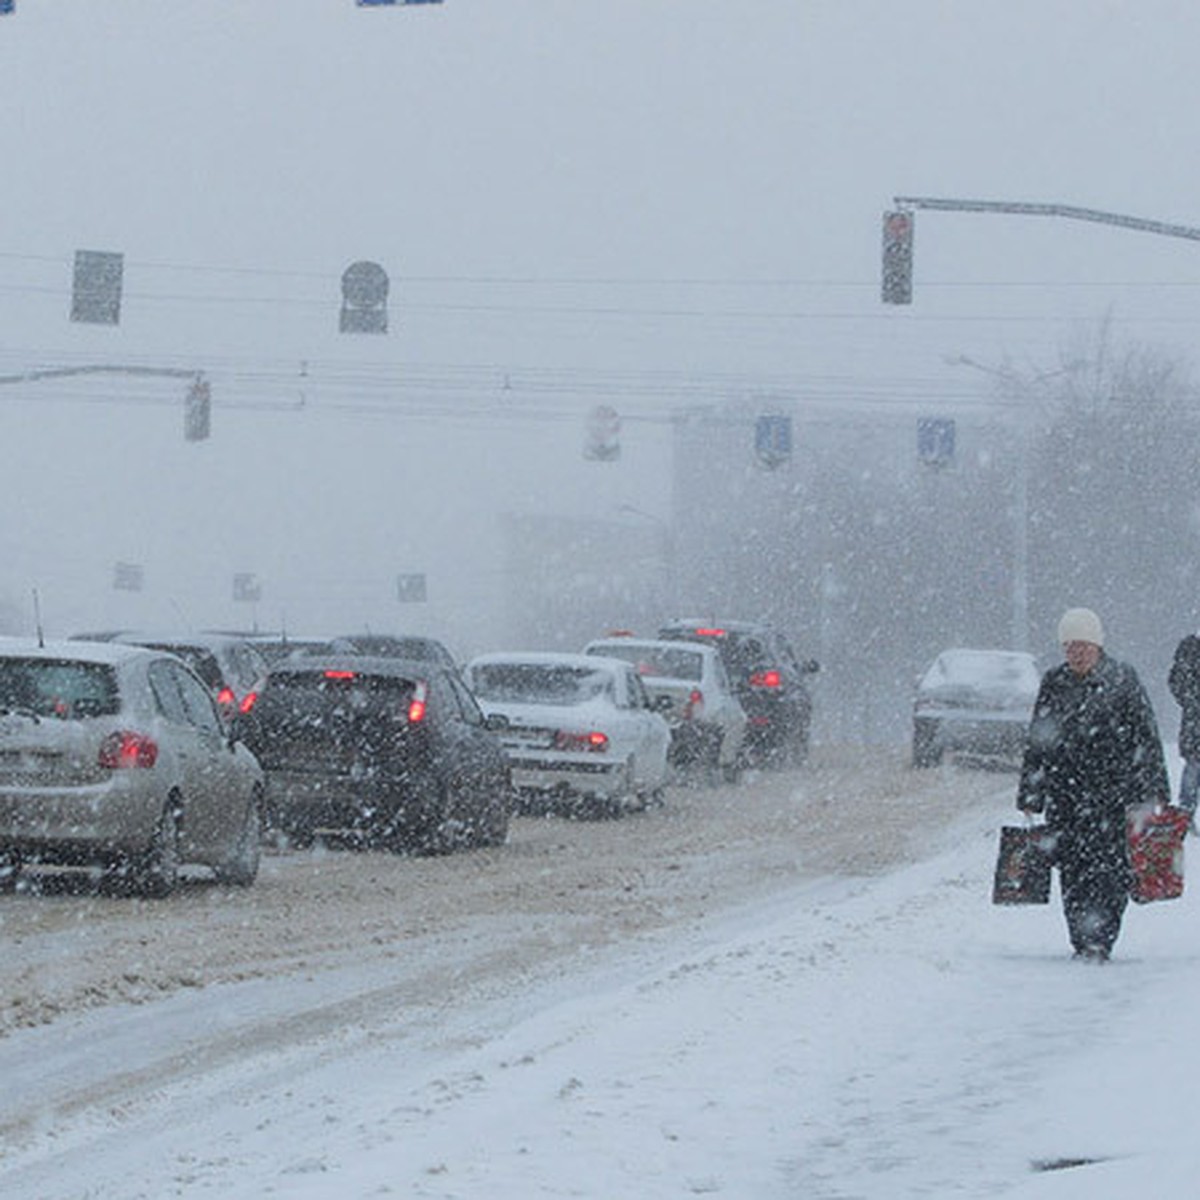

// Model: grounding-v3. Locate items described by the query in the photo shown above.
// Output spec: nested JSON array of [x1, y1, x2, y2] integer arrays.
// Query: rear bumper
[[0, 779, 160, 860], [506, 754, 627, 798]]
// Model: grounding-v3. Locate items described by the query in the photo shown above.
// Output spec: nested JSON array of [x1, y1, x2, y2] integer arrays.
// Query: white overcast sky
[[2, 1, 1199, 640]]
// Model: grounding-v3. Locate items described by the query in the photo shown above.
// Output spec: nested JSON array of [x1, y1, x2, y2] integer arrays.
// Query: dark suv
[[236, 655, 510, 854], [656, 619, 818, 766]]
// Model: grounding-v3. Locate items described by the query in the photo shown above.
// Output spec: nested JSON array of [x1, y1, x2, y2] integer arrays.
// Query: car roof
[[265, 654, 442, 680], [112, 631, 251, 649], [585, 637, 715, 658], [468, 651, 624, 673], [0, 636, 157, 667]]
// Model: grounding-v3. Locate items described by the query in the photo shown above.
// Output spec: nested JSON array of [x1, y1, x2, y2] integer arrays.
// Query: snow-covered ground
[[2, 756, 1196, 1199]]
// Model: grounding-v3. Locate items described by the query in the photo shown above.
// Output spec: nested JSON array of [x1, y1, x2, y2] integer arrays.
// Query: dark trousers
[[1058, 849, 1129, 955]]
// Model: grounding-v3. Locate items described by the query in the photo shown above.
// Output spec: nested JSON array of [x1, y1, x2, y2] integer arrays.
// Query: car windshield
[[0, 658, 121, 719], [471, 663, 612, 705], [588, 645, 703, 681]]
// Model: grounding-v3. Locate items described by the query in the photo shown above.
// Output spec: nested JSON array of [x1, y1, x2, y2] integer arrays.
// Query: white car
[[0, 638, 265, 895], [464, 651, 671, 816], [582, 636, 746, 781], [912, 648, 1041, 768]]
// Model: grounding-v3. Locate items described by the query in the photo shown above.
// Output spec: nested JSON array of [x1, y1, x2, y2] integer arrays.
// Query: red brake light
[[749, 669, 782, 689], [407, 681, 428, 724], [238, 690, 258, 714], [693, 627, 726, 638], [216, 686, 235, 708], [324, 670, 357, 680], [98, 730, 159, 769], [554, 730, 609, 753], [682, 688, 705, 720]]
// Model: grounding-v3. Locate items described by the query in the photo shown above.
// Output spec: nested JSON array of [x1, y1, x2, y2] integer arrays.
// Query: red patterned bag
[[1128, 805, 1189, 904], [993, 825, 1054, 905]]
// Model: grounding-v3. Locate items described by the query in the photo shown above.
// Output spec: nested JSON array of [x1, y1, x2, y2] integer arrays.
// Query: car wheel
[[912, 719, 943, 768], [133, 800, 182, 898], [214, 787, 263, 887]]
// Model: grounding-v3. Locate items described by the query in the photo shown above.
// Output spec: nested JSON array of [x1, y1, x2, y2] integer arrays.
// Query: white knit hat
[[1058, 607, 1104, 647]]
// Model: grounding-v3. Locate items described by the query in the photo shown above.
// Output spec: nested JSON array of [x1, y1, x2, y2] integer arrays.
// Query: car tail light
[[693, 627, 726, 638], [324, 670, 357, 680], [407, 681, 428, 725], [216, 686, 236, 708], [238, 690, 259, 714], [98, 730, 159, 769], [682, 688, 705, 720], [748, 669, 782, 689], [554, 730, 609, 753]]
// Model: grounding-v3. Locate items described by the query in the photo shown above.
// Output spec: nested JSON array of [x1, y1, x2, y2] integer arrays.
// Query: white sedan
[[464, 651, 671, 816], [582, 636, 747, 782]]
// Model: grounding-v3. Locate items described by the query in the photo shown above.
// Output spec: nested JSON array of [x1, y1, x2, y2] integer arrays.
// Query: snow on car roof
[[0, 636, 154, 666], [468, 651, 624, 674]]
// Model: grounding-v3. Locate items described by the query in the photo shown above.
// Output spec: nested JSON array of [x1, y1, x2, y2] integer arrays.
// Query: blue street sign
[[917, 417, 956, 468], [755, 415, 792, 469], [0, 2, 14, 14]]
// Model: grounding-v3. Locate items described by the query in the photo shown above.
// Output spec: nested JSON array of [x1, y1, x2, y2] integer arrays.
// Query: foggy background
[[3, 1, 1200, 744]]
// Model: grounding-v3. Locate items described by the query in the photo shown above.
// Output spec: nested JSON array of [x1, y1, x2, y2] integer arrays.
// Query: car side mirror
[[804, 659, 820, 674], [654, 694, 673, 712], [484, 713, 509, 732]]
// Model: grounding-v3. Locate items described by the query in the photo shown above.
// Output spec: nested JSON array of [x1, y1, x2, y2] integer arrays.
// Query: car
[[235, 654, 510, 853], [656, 619, 819, 766], [100, 632, 269, 724], [463, 651, 672, 817], [911, 648, 1041, 768], [0, 638, 265, 896], [582, 636, 746, 782]]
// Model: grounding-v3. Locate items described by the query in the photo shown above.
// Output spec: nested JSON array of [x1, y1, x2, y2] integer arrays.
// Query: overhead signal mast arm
[[882, 197, 1200, 305]]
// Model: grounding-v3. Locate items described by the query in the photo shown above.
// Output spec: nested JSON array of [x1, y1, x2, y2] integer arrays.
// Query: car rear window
[[587, 645, 703, 681], [470, 663, 611, 705], [259, 669, 417, 719], [0, 658, 120, 719]]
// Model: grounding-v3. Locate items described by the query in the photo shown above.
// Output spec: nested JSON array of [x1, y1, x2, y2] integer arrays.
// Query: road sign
[[71, 250, 124, 325], [917, 417, 955, 467], [755, 414, 792, 469], [340, 261, 389, 333], [0, 2, 15, 14], [396, 573, 427, 603], [233, 573, 262, 603], [113, 562, 144, 592]]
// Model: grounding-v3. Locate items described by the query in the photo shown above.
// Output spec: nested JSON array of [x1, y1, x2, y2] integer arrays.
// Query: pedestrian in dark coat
[[1016, 608, 1170, 961], [1167, 632, 1200, 814]]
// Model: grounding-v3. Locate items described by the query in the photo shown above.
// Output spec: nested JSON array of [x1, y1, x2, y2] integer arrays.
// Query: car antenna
[[32, 587, 44, 647]]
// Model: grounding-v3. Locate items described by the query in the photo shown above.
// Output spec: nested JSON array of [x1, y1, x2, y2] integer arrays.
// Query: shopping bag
[[992, 825, 1053, 905], [1128, 805, 1189, 904]]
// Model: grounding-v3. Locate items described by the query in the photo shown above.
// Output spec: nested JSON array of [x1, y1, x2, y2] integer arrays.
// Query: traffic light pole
[[892, 197, 1200, 244], [0, 364, 210, 440]]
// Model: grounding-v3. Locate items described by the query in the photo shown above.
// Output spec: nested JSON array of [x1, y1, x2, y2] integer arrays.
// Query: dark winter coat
[[1017, 653, 1169, 877], [1168, 633, 1200, 760]]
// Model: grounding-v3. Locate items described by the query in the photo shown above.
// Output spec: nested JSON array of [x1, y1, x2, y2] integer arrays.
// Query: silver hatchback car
[[0, 639, 265, 895]]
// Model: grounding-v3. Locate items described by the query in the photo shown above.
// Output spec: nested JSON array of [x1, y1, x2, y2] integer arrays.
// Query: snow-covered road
[[2, 749, 1196, 1198]]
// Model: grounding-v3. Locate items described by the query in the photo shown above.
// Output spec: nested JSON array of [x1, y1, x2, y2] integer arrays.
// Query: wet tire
[[214, 788, 263, 886], [134, 801, 182, 898]]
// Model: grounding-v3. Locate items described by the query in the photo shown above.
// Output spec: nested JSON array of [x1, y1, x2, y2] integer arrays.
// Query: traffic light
[[340, 261, 389, 333], [184, 377, 211, 441], [881, 210, 914, 305]]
